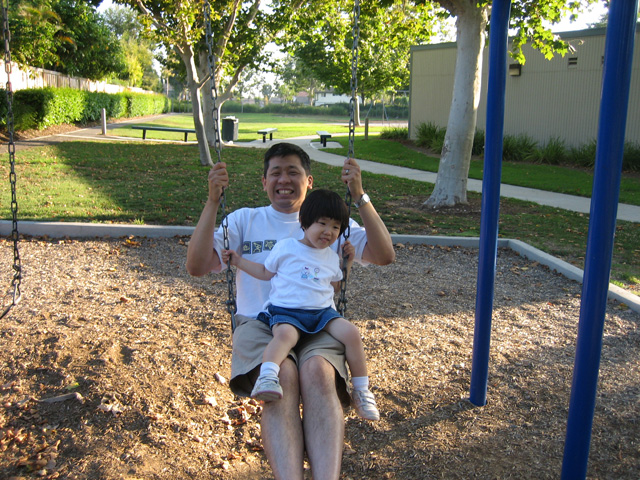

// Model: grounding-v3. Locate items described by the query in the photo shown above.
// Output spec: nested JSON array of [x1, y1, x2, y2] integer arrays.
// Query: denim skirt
[[258, 305, 342, 334]]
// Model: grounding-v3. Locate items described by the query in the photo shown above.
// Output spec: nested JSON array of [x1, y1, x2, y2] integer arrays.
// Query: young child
[[222, 188, 379, 421]]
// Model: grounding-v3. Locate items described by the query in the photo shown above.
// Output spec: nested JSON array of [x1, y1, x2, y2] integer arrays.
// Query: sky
[[548, 2, 609, 32]]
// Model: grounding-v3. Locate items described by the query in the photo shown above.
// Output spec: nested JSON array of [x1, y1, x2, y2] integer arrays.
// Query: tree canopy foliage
[[282, 0, 439, 103], [101, 4, 161, 90], [9, 0, 126, 80]]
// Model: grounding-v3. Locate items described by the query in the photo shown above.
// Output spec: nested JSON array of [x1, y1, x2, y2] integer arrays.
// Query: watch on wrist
[[354, 193, 370, 208]]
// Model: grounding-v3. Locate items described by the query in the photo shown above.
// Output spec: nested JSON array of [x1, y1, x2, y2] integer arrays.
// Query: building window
[[568, 57, 578, 68]]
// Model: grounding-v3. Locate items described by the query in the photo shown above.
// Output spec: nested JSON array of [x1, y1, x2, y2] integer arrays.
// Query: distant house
[[295, 91, 310, 105], [409, 26, 640, 147], [315, 89, 362, 106]]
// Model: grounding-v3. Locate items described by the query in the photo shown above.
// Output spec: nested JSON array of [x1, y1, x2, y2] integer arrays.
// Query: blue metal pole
[[561, 1, 638, 478], [469, 0, 511, 407]]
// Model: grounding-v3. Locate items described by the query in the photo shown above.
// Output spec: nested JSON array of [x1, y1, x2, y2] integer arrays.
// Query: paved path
[[9, 117, 640, 223]]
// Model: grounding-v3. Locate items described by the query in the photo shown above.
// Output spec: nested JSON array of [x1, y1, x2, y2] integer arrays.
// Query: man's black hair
[[263, 142, 312, 177], [299, 189, 349, 236]]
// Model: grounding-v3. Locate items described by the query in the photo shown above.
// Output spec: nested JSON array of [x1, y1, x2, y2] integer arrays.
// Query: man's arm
[[186, 163, 228, 276], [342, 158, 395, 266]]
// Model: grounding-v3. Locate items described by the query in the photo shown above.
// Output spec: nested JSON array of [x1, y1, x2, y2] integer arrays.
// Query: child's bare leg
[[252, 323, 300, 403], [263, 323, 300, 365], [324, 317, 379, 421], [323, 317, 367, 377]]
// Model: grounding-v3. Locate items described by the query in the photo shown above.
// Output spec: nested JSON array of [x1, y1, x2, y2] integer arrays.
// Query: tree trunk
[[198, 51, 239, 149], [354, 97, 362, 127], [201, 77, 217, 148], [190, 82, 214, 167], [423, 3, 488, 208], [179, 47, 213, 167]]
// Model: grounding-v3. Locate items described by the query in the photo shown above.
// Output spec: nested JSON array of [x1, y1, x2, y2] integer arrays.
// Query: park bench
[[316, 130, 332, 147], [131, 125, 196, 142], [257, 127, 277, 143]]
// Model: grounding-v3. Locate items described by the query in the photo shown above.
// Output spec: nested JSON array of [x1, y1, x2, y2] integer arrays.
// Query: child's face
[[301, 217, 342, 249]]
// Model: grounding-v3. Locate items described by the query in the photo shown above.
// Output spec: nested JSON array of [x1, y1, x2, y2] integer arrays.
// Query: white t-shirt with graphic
[[263, 237, 342, 310], [213, 205, 367, 318]]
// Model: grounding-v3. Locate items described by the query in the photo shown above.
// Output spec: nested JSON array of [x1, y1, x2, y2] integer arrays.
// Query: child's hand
[[341, 240, 355, 267], [221, 249, 238, 266]]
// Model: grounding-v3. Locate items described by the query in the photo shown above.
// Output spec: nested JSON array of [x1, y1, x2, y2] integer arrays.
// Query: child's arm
[[332, 240, 355, 292], [221, 249, 276, 281]]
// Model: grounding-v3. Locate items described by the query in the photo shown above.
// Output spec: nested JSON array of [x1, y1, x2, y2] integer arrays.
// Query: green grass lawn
[[1, 139, 638, 294], [117, 113, 640, 206]]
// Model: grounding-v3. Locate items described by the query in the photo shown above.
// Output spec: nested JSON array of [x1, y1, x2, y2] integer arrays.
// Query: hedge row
[[0, 87, 169, 130]]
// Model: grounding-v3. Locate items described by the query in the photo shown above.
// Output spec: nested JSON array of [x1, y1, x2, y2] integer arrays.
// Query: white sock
[[351, 376, 369, 391], [259, 361, 280, 379]]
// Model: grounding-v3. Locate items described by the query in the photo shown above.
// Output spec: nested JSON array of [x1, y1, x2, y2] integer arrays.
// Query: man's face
[[262, 154, 313, 214]]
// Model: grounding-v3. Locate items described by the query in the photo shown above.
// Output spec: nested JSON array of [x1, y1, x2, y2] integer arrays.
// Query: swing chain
[[337, 0, 360, 317], [347, 0, 360, 162], [1, 2, 21, 321], [204, 0, 223, 166], [204, 0, 237, 329]]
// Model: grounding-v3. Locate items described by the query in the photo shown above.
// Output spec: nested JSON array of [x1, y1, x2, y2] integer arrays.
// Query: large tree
[[283, 0, 439, 124], [121, 0, 306, 166], [421, 0, 599, 208]]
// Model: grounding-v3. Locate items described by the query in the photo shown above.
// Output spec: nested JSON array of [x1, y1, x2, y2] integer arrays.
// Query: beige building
[[409, 26, 640, 147]]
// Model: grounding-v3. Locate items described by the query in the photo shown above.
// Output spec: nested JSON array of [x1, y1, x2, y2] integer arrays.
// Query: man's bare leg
[[261, 358, 305, 480], [300, 356, 345, 480]]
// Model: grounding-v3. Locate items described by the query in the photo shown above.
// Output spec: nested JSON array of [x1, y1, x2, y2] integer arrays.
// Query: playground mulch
[[1, 236, 638, 479]]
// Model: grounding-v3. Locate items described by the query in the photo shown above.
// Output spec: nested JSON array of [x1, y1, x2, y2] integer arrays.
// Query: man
[[186, 142, 394, 479]]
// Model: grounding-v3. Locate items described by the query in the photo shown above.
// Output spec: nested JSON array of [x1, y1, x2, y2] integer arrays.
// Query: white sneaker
[[351, 388, 380, 421], [250, 375, 283, 402]]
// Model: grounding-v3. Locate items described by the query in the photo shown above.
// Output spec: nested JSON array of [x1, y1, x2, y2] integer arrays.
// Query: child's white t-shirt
[[263, 237, 342, 310]]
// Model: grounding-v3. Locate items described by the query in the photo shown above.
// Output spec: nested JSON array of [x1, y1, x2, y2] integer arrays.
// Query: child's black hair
[[299, 189, 349, 235]]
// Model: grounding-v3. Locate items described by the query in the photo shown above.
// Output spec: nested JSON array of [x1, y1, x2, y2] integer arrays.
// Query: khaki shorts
[[229, 314, 351, 407]]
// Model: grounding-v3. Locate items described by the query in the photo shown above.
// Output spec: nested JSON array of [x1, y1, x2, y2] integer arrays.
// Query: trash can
[[222, 116, 239, 142]]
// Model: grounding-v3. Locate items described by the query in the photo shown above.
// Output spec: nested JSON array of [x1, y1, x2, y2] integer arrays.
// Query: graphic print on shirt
[[243, 240, 277, 255], [301, 266, 321, 282]]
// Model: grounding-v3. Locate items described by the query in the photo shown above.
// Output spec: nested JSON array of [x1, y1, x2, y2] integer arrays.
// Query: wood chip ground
[[1, 237, 638, 479]]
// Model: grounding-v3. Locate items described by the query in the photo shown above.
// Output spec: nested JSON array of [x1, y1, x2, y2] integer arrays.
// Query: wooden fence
[[0, 61, 151, 94]]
